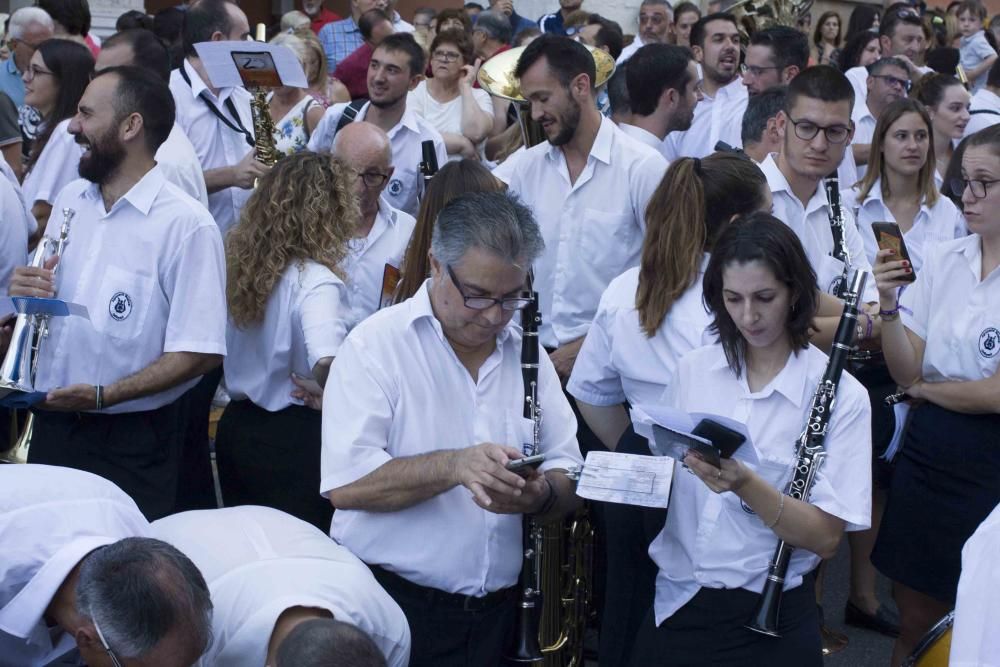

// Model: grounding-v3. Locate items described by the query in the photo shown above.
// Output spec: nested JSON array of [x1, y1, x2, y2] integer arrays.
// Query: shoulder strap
[[970, 108, 1000, 116], [334, 99, 367, 136], [179, 64, 255, 147], [301, 98, 318, 141]]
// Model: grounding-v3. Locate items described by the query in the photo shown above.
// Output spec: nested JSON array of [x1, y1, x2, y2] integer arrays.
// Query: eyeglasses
[[446, 264, 532, 311], [786, 116, 852, 144], [353, 170, 389, 188], [23, 64, 54, 81], [92, 616, 123, 667], [741, 63, 782, 77], [870, 73, 912, 92], [950, 177, 1000, 199], [432, 51, 462, 63]]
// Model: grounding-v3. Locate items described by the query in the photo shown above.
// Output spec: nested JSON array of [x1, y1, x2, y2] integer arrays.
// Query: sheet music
[[575, 451, 673, 508], [194, 41, 308, 89]]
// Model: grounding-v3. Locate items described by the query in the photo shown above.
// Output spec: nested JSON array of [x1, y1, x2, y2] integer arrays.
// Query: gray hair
[[9, 7, 54, 40], [741, 84, 786, 144], [76, 537, 213, 659], [276, 619, 387, 667], [641, 0, 674, 15], [430, 190, 544, 269], [867, 56, 908, 76], [474, 10, 512, 44]]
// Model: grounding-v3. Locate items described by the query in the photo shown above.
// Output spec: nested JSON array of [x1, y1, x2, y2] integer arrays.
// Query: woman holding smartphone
[[633, 213, 872, 666], [871, 125, 1000, 664]]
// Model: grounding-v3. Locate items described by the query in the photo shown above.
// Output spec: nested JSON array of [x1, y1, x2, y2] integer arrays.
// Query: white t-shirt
[[407, 80, 493, 160]]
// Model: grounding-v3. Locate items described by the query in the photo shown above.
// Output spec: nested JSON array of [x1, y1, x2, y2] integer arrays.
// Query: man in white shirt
[[0, 465, 213, 667], [96, 28, 209, 208], [308, 33, 447, 216], [333, 121, 416, 327], [616, 0, 672, 65], [663, 13, 747, 160], [169, 0, 262, 235], [8, 67, 227, 520], [741, 84, 787, 163], [965, 59, 1000, 137], [321, 190, 584, 666], [507, 35, 667, 381], [620, 43, 702, 156], [151, 506, 411, 667], [740, 25, 807, 98], [852, 57, 911, 176]]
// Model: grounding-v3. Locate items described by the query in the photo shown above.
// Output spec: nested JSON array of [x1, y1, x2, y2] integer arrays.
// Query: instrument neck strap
[[180, 63, 255, 148]]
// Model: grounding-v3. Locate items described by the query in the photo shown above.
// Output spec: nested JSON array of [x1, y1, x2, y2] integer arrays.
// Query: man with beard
[[663, 13, 746, 160], [308, 33, 446, 216], [616, 0, 673, 64], [539, 0, 583, 36], [851, 57, 911, 176], [301, 0, 341, 34], [740, 26, 809, 98], [620, 43, 701, 156], [506, 36, 667, 383], [7, 66, 227, 520]]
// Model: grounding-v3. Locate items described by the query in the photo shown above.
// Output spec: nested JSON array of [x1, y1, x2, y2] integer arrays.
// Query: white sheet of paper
[[193, 41, 308, 89], [575, 451, 674, 508]]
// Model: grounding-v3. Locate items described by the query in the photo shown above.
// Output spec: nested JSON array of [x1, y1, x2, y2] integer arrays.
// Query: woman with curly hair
[[215, 151, 358, 530]]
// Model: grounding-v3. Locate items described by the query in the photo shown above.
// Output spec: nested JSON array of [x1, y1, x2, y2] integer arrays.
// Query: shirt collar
[[81, 165, 168, 217], [5, 57, 19, 76], [854, 101, 876, 125], [859, 178, 933, 217], [957, 233, 984, 276], [182, 59, 235, 103], [342, 16, 360, 33], [762, 153, 827, 213], [377, 196, 401, 227], [708, 345, 812, 407], [546, 115, 614, 165]]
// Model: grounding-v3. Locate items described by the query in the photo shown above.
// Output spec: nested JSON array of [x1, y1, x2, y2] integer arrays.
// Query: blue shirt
[[539, 10, 567, 35], [318, 17, 365, 72], [508, 11, 537, 39], [0, 58, 25, 110]]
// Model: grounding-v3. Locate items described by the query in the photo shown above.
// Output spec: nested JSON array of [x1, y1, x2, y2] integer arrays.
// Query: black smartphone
[[871, 222, 916, 282], [691, 419, 747, 460], [506, 454, 545, 475], [650, 424, 721, 468]]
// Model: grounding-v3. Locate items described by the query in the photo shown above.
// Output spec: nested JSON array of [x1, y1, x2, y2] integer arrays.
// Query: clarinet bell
[[745, 578, 784, 638]]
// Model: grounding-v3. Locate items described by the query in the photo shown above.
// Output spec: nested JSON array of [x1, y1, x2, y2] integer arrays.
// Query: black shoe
[[844, 600, 901, 637]]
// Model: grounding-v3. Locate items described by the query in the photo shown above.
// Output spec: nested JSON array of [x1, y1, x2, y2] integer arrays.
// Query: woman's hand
[[683, 452, 751, 494], [872, 248, 912, 311]]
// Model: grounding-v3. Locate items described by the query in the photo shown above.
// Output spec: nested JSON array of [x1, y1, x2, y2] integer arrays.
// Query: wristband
[[95, 385, 104, 411]]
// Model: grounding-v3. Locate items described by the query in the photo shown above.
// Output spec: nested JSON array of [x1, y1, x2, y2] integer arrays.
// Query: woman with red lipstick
[[633, 213, 872, 666], [871, 124, 1000, 665]]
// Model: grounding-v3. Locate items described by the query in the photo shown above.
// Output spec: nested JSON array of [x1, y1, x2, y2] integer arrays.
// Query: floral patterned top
[[270, 94, 319, 157]]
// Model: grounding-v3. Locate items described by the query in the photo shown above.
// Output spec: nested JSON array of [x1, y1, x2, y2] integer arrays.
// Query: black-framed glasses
[[787, 116, 852, 144], [446, 264, 532, 311], [354, 170, 389, 188], [950, 177, 1000, 199], [871, 73, 912, 92], [432, 51, 462, 63], [92, 616, 123, 667], [24, 64, 54, 81], [741, 63, 781, 77]]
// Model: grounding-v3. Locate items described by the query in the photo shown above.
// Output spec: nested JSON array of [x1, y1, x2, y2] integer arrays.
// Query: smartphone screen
[[872, 222, 916, 282]]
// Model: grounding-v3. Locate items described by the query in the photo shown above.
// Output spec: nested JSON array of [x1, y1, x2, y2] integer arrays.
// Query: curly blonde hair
[[227, 152, 359, 327]]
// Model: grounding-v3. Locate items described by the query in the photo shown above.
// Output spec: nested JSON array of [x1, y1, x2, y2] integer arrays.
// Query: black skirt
[[872, 402, 1000, 603]]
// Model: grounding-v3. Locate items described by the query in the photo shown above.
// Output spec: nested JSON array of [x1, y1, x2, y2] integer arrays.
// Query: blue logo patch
[[388, 178, 403, 196], [109, 292, 132, 321], [980, 327, 999, 359]]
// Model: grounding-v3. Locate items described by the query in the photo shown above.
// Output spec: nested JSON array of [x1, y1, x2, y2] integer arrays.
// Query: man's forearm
[[204, 166, 234, 194], [103, 351, 222, 407], [328, 451, 458, 512]]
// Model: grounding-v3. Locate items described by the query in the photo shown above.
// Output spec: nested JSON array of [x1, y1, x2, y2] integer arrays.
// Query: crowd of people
[[1, 0, 999, 666]]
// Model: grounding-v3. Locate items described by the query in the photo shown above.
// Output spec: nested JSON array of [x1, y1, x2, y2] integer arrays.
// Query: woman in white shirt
[[216, 152, 358, 531], [20, 38, 93, 239], [635, 213, 872, 666], [913, 74, 971, 185], [406, 29, 495, 160], [870, 124, 1000, 665]]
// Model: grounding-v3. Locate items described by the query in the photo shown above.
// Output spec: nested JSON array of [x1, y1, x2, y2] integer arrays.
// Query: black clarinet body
[[824, 173, 851, 300], [418, 139, 439, 202], [746, 270, 867, 637]]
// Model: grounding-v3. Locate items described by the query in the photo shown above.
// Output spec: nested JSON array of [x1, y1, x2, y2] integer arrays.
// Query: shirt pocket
[[93, 265, 154, 341], [506, 409, 537, 457], [577, 208, 637, 277], [818, 254, 848, 296]]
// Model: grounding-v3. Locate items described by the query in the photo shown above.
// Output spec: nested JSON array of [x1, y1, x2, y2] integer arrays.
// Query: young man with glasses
[[741, 25, 808, 97], [852, 57, 912, 176], [309, 33, 447, 216], [321, 190, 584, 667]]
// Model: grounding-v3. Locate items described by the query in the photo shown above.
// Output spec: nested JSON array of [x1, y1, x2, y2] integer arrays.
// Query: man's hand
[[549, 336, 585, 380], [231, 149, 271, 190], [9, 256, 59, 298], [452, 443, 530, 508], [290, 373, 323, 411], [473, 470, 550, 515], [41, 383, 98, 411]]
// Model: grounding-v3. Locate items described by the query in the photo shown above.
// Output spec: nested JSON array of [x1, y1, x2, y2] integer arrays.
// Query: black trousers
[[371, 565, 516, 667], [28, 401, 186, 520], [214, 398, 333, 532], [174, 367, 221, 512], [630, 577, 822, 667]]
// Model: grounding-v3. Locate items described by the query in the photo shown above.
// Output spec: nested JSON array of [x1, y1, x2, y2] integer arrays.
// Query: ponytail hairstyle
[[912, 72, 964, 110], [636, 153, 768, 337]]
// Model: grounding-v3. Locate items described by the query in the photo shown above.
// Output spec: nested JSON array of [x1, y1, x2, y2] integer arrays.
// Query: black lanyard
[[179, 63, 255, 147]]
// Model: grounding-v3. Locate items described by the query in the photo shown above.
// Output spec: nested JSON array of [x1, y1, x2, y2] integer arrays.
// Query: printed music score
[[575, 451, 674, 508]]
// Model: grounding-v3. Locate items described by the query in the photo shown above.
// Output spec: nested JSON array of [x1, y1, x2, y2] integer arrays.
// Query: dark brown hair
[[430, 28, 474, 65]]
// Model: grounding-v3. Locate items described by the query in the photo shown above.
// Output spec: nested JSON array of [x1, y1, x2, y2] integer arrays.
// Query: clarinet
[[825, 173, 851, 300], [418, 139, 439, 204], [746, 269, 868, 638], [505, 289, 545, 664]]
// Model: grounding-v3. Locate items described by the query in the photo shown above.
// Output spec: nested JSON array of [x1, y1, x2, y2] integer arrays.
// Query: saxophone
[[746, 269, 867, 637], [249, 23, 280, 171]]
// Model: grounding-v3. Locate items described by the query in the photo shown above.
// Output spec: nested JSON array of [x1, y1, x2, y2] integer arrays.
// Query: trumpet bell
[[477, 44, 616, 103]]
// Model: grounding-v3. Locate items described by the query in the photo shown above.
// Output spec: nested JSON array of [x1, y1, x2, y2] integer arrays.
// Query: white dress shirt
[[35, 167, 227, 413], [0, 172, 29, 314], [341, 197, 416, 327], [506, 117, 668, 347], [662, 77, 747, 160], [567, 262, 713, 412], [0, 152, 35, 237], [307, 102, 448, 216], [843, 180, 964, 271], [649, 343, 872, 624], [169, 60, 255, 235], [155, 123, 210, 208], [616, 36, 645, 65], [618, 122, 670, 158], [950, 501, 1000, 667], [761, 154, 878, 302], [851, 102, 878, 181], [21, 119, 83, 209], [321, 281, 583, 596], [964, 87, 1000, 138], [225, 261, 351, 412], [490, 144, 526, 185], [0, 465, 149, 667], [846, 65, 868, 108], [899, 234, 1000, 383], [151, 506, 410, 667]]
